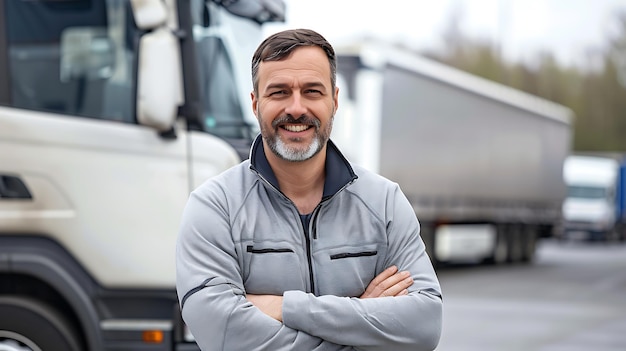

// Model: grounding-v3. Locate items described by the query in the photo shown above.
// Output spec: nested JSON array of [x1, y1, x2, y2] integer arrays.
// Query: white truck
[[331, 41, 573, 266], [561, 154, 626, 241], [0, 0, 283, 350]]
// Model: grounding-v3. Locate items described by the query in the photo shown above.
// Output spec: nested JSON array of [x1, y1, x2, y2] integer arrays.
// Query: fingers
[[360, 266, 414, 299], [360, 266, 397, 298], [379, 270, 413, 297], [369, 265, 399, 288]]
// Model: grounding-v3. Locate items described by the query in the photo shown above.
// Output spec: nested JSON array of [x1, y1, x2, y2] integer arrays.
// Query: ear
[[251, 91, 258, 117], [333, 86, 339, 112]]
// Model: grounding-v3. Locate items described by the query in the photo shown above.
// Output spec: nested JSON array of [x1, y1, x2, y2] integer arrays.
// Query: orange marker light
[[143, 330, 164, 343]]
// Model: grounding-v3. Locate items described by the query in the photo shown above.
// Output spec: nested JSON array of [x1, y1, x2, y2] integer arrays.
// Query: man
[[176, 28, 442, 351]]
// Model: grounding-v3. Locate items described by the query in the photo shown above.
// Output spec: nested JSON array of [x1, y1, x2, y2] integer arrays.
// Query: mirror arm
[[158, 126, 178, 140]]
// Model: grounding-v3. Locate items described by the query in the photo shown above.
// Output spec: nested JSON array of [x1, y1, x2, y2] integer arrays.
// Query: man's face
[[252, 46, 338, 162]]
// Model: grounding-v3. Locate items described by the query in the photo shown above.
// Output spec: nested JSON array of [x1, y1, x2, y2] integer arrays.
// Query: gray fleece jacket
[[176, 136, 443, 351]]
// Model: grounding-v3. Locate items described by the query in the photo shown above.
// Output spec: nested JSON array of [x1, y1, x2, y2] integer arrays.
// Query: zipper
[[302, 209, 316, 294], [330, 251, 378, 260], [251, 167, 318, 293], [246, 245, 293, 253], [311, 207, 321, 240], [306, 179, 358, 293]]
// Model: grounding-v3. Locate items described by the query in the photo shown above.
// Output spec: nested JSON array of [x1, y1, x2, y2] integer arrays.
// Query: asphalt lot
[[435, 238, 626, 351]]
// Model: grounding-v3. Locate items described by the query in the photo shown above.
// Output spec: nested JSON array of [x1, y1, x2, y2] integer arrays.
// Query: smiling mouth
[[281, 124, 312, 132]]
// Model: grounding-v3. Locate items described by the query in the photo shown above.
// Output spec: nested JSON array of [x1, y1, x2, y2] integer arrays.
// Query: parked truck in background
[[331, 41, 573, 266], [561, 154, 626, 241], [0, 0, 283, 350]]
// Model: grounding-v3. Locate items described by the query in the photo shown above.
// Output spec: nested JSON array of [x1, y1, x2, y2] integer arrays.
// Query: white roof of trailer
[[335, 41, 573, 125]]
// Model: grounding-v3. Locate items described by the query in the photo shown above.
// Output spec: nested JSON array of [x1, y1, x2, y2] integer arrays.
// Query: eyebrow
[[265, 81, 327, 91]]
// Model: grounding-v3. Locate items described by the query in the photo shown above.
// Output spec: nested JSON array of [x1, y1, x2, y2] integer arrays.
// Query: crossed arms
[[247, 265, 413, 322]]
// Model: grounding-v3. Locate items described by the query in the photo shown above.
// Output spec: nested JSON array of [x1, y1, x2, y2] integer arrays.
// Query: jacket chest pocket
[[314, 244, 384, 297], [241, 242, 307, 295]]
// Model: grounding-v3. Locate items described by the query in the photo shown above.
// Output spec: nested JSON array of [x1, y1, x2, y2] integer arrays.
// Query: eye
[[305, 89, 322, 95], [269, 90, 287, 97]]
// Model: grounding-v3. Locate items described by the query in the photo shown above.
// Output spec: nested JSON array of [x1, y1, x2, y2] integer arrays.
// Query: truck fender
[[0, 236, 102, 351]]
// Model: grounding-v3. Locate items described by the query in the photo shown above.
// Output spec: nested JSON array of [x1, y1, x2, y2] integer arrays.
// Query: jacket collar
[[249, 134, 358, 199]]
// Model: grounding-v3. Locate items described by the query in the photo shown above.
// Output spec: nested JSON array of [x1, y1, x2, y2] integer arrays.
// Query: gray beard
[[269, 135, 322, 162], [261, 114, 334, 162]]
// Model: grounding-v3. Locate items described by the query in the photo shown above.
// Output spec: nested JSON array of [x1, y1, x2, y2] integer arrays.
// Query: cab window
[[4, 0, 137, 123], [191, 0, 250, 140]]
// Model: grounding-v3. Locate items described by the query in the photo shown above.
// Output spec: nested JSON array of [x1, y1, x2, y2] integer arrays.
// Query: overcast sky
[[263, 0, 626, 69]]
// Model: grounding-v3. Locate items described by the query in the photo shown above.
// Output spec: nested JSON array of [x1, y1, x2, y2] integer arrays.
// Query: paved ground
[[435, 239, 626, 351]]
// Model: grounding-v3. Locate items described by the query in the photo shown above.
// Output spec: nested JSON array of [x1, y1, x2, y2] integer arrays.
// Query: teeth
[[283, 125, 309, 132]]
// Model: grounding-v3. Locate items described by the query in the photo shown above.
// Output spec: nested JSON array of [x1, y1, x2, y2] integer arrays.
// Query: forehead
[[257, 46, 332, 88]]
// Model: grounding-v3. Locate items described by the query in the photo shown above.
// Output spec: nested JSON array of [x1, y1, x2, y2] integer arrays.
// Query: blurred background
[[266, 0, 626, 152]]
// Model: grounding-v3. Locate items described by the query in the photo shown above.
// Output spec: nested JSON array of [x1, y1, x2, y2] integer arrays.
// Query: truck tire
[[520, 226, 538, 262], [0, 296, 82, 351], [607, 226, 621, 242], [507, 224, 524, 263], [485, 227, 508, 265]]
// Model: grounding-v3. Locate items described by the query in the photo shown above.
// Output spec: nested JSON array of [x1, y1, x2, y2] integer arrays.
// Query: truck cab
[[0, 0, 283, 350], [562, 155, 623, 241]]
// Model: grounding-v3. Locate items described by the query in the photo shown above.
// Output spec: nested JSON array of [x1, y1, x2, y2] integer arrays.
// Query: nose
[[284, 92, 307, 117]]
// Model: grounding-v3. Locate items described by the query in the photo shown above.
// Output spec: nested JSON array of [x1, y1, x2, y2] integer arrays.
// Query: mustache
[[272, 114, 321, 129]]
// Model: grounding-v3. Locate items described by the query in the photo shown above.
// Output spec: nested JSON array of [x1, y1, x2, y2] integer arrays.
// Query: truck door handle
[[0, 175, 33, 199]]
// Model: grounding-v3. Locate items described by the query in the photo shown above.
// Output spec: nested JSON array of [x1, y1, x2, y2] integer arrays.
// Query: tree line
[[420, 10, 626, 153]]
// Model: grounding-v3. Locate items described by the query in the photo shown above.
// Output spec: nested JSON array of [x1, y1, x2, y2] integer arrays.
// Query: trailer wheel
[[507, 224, 524, 263], [520, 226, 537, 262], [0, 296, 82, 351], [619, 224, 626, 242], [485, 227, 508, 265], [607, 226, 622, 242]]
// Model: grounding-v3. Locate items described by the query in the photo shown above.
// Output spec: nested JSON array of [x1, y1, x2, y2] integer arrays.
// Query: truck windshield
[[190, 1, 253, 141], [567, 185, 607, 199]]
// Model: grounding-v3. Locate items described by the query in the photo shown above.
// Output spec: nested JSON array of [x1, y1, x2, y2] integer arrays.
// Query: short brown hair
[[251, 28, 336, 94]]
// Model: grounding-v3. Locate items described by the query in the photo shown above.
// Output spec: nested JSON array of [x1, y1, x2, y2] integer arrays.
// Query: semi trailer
[[331, 41, 573, 265]]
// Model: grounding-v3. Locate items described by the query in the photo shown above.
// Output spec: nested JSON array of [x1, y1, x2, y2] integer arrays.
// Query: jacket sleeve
[[176, 185, 354, 351], [281, 184, 443, 351]]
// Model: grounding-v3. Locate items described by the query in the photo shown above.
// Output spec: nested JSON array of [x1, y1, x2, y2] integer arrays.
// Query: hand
[[360, 265, 413, 299], [246, 294, 283, 322]]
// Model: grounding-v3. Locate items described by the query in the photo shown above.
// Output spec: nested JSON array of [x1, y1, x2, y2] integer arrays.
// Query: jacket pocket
[[242, 242, 305, 295], [314, 244, 382, 297], [330, 250, 378, 260]]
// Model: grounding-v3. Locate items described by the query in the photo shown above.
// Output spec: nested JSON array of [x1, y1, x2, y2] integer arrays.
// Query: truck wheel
[[507, 224, 524, 263], [520, 226, 537, 262], [484, 228, 508, 265], [608, 226, 622, 242], [0, 296, 82, 351]]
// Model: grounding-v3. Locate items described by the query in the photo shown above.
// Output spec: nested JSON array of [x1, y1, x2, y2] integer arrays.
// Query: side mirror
[[219, 0, 286, 24], [136, 27, 183, 132], [60, 27, 115, 82], [130, 0, 167, 30]]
